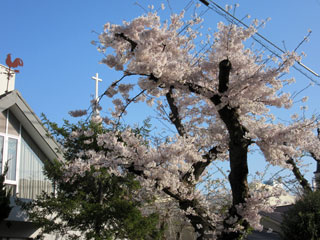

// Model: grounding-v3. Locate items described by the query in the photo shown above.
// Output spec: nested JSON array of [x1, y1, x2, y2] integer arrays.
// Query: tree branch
[[116, 89, 146, 126], [165, 86, 186, 137], [165, 86, 222, 184], [182, 146, 220, 183], [126, 163, 214, 240], [162, 187, 215, 240], [218, 59, 232, 93], [286, 158, 312, 193], [115, 33, 137, 52]]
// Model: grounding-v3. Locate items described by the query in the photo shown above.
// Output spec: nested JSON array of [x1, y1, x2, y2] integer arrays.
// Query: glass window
[[7, 138, 18, 181], [4, 184, 16, 196], [8, 111, 20, 136], [19, 135, 53, 199], [0, 136, 3, 174]]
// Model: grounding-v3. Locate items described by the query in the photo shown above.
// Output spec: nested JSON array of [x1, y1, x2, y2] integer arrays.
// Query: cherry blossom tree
[[20, 118, 163, 240], [67, 5, 320, 240]]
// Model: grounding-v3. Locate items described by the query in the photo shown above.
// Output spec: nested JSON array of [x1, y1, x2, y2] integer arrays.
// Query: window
[[0, 110, 20, 195], [0, 136, 4, 174], [0, 110, 53, 199], [7, 138, 18, 181], [19, 130, 53, 199]]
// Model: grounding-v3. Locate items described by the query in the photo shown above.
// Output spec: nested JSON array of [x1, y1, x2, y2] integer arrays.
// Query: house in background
[[0, 64, 62, 239]]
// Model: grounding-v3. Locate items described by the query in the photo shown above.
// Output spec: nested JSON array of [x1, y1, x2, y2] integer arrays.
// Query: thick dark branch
[[165, 86, 221, 184], [311, 151, 320, 191], [196, 147, 220, 178], [182, 146, 220, 183], [310, 151, 320, 163], [115, 33, 137, 52], [185, 82, 215, 99], [162, 187, 215, 240], [286, 158, 312, 193], [312, 128, 320, 173], [218, 59, 232, 93], [165, 86, 186, 137], [145, 76, 220, 185], [126, 163, 214, 239], [310, 151, 320, 188]]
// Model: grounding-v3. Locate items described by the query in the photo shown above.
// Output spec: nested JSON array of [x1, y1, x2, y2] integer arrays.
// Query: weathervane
[[91, 73, 102, 115], [4, 54, 23, 93]]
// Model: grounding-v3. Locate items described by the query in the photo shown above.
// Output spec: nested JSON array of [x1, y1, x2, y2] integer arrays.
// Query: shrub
[[281, 191, 320, 240]]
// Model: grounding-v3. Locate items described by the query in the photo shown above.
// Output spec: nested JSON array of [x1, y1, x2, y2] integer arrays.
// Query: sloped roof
[[247, 230, 281, 240], [0, 90, 63, 161], [261, 205, 293, 224]]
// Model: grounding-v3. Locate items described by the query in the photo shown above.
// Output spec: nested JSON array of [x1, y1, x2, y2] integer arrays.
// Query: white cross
[[92, 73, 102, 100]]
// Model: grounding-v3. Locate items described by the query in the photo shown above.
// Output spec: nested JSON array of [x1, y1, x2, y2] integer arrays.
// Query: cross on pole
[[91, 73, 102, 116], [92, 73, 102, 100]]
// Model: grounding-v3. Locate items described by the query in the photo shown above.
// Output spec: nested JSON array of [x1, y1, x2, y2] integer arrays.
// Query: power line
[[198, 0, 320, 83]]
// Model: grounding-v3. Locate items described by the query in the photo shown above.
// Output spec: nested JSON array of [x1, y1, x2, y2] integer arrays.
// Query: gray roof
[[246, 205, 293, 240], [0, 90, 63, 161], [247, 230, 281, 240], [260, 205, 293, 224]]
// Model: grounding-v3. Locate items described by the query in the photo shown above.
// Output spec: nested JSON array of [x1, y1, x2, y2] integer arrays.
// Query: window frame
[[0, 110, 21, 195]]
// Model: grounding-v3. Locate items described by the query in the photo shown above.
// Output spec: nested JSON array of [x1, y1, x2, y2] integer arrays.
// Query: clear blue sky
[[1, 0, 320, 183]]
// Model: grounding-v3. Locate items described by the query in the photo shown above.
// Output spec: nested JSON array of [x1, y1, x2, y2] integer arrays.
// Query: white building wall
[[0, 64, 15, 95]]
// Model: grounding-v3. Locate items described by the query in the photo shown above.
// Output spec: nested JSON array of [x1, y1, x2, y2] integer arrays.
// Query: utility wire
[[198, 0, 320, 82]]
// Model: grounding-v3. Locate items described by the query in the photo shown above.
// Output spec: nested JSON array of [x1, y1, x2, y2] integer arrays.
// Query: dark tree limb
[[218, 59, 232, 93], [182, 146, 220, 183], [165, 86, 186, 137], [165, 86, 222, 184], [115, 33, 137, 52], [162, 187, 215, 240], [286, 158, 312, 193], [126, 164, 214, 240], [310, 128, 320, 191]]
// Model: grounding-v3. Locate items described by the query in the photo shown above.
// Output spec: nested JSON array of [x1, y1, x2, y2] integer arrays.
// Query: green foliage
[[281, 191, 320, 240], [21, 116, 162, 240], [0, 163, 12, 222]]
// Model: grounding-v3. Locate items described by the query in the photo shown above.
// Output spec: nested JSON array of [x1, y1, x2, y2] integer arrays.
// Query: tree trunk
[[212, 60, 251, 239]]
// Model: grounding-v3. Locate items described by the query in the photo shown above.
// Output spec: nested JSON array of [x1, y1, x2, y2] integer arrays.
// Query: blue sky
[[1, 0, 320, 183]]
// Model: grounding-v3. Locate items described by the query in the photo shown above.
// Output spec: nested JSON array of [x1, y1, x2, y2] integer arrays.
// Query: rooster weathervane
[[4, 54, 23, 93]]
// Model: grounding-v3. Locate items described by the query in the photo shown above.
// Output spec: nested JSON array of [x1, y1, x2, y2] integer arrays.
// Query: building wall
[[0, 109, 54, 239], [0, 109, 53, 199], [0, 64, 15, 95]]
